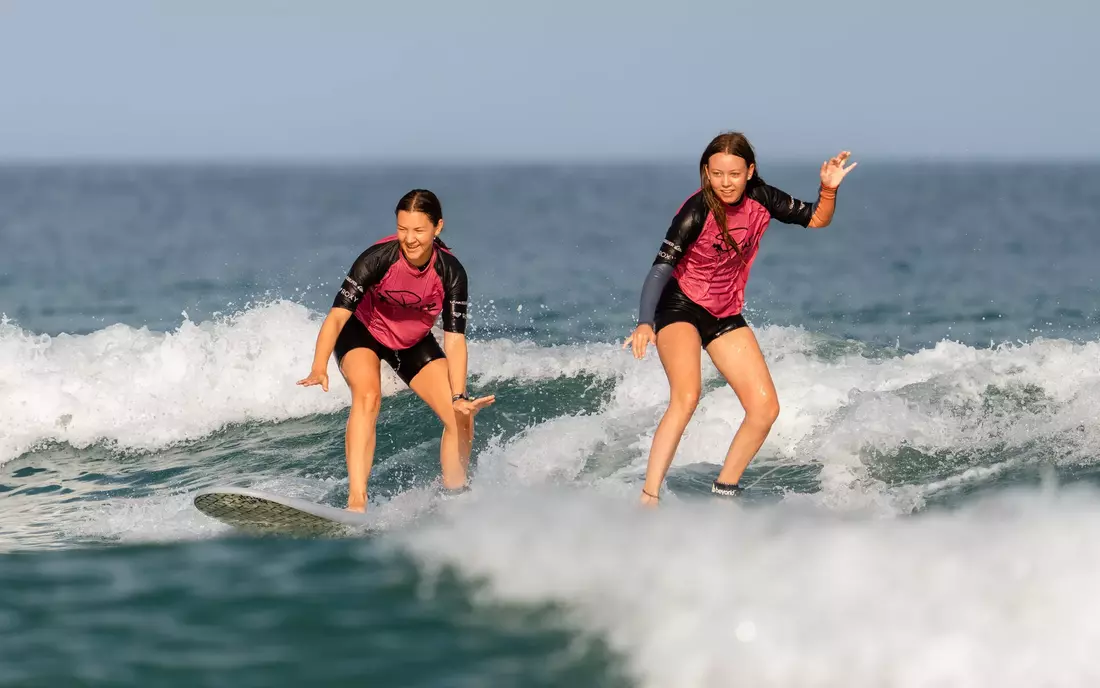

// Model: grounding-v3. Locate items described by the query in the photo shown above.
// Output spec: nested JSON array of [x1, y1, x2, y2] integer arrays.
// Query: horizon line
[[2, 153, 1099, 168]]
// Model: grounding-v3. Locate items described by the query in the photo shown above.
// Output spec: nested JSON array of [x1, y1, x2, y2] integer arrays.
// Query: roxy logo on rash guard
[[658, 239, 681, 262], [338, 277, 364, 302]]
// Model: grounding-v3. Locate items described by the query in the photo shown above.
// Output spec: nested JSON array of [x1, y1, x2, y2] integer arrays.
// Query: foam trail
[[401, 485, 1100, 688]]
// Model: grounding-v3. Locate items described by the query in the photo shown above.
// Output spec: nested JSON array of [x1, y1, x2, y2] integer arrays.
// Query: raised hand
[[820, 151, 857, 188]]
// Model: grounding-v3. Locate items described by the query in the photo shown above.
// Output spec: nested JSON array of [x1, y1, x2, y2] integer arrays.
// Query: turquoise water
[[2, 163, 1099, 686]]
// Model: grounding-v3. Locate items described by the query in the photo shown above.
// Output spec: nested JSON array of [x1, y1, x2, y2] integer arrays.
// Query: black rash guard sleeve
[[638, 192, 708, 326], [747, 183, 816, 227], [331, 242, 397, 312], [434, 250, 469, 334]]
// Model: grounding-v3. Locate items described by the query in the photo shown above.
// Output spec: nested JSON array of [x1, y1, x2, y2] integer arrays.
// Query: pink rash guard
[[331, 236, 468, 350], [639, 183, 818, 323]]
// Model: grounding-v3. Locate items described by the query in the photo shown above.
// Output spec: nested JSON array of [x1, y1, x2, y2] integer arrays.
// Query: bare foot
[[346, 503, 366, 513]]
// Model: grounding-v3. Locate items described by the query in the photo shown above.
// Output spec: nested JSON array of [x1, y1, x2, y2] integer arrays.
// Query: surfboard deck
[[193, 486, 373, 537]]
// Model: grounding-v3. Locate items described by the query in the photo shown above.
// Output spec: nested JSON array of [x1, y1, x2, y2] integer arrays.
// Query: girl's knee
[[670, 387, 701, 414], [351, 391, 381, 416], [746, 397, 780, 427]]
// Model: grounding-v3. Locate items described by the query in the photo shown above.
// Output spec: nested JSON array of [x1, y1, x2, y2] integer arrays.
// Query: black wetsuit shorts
[[334, 315, 445, 385], [654, 278, 748, 348]]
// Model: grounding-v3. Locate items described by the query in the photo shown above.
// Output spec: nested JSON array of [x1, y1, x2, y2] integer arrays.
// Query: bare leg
[[705, 326, 780, 486], [446, 395, 495, 473], [408, 358, 466, 490], [338, 348, 383, 512], [640, 322, 703, 505], [435, 406, 474, 473], [457, 411, 474, 473]]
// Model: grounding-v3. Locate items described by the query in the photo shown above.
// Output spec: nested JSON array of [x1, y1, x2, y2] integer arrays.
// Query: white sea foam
[[400, 483, 1100, 688]]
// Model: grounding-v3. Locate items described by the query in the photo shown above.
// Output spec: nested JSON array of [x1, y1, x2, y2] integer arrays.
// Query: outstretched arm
[[808, 151, 857, 227], [638, 263, 675, 327], [438, 253, 494, 416], [298, 244, 392, 391], [637, 193, 708, 326], [807, 185, 838, 228], [438, 254, 470, 398], [755, 151, 857, 229], [627, 193, 707, 359], [297, 308, 354, 391]]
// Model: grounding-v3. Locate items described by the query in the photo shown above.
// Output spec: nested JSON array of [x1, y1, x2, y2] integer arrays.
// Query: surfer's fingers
[[297, 373, 328, 389], [452, 400, 473, 415]]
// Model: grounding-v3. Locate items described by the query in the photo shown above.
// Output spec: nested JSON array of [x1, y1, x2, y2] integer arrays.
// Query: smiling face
[[704, 152, 755, 204], [396, 210, 442, 266]]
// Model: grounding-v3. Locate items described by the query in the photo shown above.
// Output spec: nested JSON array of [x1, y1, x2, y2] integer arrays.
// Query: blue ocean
[[2, 161, 1099, 686]]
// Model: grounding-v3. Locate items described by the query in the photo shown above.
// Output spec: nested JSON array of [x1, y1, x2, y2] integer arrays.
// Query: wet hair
[[699, 132, 765, 257], [395, 189, 448, 248]]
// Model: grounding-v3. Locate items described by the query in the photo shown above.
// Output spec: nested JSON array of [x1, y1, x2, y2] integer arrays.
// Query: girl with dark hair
[[298, 189, 494, 512], [625, 132, 856, 505]]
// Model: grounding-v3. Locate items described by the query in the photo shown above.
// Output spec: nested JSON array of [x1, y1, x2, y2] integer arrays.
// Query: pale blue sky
[[1, 0, 1096, 161]]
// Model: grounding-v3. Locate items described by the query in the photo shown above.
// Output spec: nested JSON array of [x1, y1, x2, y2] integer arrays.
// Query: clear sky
[[1, 0, 1096, 162]]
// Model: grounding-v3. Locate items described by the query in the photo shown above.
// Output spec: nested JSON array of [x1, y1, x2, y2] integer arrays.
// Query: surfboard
[[193, 486, 373, 537]]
